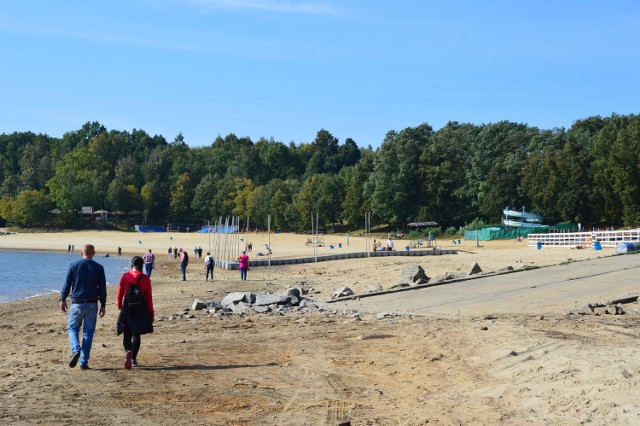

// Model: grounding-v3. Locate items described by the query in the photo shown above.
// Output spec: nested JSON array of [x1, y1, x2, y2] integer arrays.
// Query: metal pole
[[236, 216, 241, 260], [268, 214, 271, 267], [364, 212, 371, 257], [223, 216, 230, 262], [312, 212, 317, 262]]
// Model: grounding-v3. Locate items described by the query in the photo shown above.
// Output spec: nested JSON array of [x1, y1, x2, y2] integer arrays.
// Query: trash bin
[[536, 242, 542, 250], [594, 241, 602, 251]]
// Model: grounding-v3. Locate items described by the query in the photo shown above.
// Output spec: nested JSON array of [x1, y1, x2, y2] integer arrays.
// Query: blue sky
[[1, 1, 639, 149]]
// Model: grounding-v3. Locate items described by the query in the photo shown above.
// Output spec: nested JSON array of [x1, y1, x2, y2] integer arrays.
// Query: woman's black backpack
[[126, 275, 145, 313]]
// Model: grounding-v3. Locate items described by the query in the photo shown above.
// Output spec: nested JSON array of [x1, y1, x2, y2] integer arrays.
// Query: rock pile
[[189, 287, 323, 316]]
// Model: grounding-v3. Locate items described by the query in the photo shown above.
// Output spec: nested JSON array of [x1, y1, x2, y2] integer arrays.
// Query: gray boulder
[[206, 300, 222, 311], [332, 287, 353, 299], [254, 294, 289, 306], [399, 264, 430, 285], [192, 298, 206, 311], [229, 302, 252, 314], [288, 295, 300, 305], [284, 287, 302, 299], [221, 292, 254, 308], [468, 262, 483, 275]]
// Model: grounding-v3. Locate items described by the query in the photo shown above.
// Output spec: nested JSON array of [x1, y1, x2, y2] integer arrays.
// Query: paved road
[[335, 254, 640, 316]]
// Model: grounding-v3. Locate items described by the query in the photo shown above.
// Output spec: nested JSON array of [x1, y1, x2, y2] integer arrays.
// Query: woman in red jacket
[[116, 256, 154, 370]]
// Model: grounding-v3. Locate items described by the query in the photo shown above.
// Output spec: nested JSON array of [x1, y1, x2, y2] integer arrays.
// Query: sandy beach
[[1, 230, 639, 425]]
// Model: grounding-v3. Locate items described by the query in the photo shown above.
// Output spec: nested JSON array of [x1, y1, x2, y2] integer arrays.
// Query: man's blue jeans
[[67, 303, 98, 366], [144, 263, 152, 277], [240, 268, 247, 281], [181, 263, 187, 281]]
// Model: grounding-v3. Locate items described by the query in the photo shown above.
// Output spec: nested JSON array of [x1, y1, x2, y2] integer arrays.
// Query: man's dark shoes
[[80, 364, 89, 370], [69, 352, 80, 368]]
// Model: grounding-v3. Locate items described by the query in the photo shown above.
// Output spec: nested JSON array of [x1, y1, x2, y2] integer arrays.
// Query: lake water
[[0, 251, 130, 303]]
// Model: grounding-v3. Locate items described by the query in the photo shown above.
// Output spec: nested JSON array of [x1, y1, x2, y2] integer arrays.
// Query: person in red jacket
[[116, 256, 154, 369]]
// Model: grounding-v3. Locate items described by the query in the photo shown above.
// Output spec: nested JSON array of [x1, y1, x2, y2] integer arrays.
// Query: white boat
[[502, 218, 545, 228], [502, 208, 543, 223], [502, 207, 545, 228]]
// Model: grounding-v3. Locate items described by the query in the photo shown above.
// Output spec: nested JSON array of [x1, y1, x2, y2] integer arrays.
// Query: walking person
[[59, 244, 107, 370], [237, 250, 249, 281], [204, 251, 215, 281], [179, 248, 189, 281], [142, 249, 155, 277], [116, 256, 154, 369]]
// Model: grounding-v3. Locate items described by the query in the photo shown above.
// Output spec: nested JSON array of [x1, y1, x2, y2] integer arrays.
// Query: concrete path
[[335, 254, 640, 316]]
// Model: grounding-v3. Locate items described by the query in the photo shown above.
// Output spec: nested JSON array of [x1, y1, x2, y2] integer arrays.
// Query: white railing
[[527, 229, 640, 248]]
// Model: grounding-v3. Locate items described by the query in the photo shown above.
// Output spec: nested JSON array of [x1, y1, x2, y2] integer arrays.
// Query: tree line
[[1, 114, 639, 231]]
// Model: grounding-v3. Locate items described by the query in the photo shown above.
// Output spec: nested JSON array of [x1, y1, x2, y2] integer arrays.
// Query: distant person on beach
[[173, 247, 178, 259], [142, 249, 155, 277], [168, 247, 172, 259], [198, 246, 203, 258], [204, 252, 215, 281], [387, 238, 394, 251], [179, 248, 189, 281], [117, 246, 122, 257], [68, 244, 71, 253], [238, 251, 249, 281], [59, 244, 107, 370], [116, 256, 154, 369]]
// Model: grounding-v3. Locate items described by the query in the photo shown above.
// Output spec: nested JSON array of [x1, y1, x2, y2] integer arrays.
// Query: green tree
[[594, 115, 640, 226], [295, 174, 345, 229], [304, 129, 340, 176], [366, 124, 432, 227], [521, 147, 561, 221], [8, 190, 53, 226], [18, 135, 54, 192], [342, 150, 374, 227], [0, 196, 15, 222], [169, 173, 194, 222], [142, 147, 172, 222], [106, 179, 141, 220], [419, 122, 477, 225], [470, 122, 538, 221], [253, 138, 296, 184], [191, 173, 218, 222], [46, 148, 110, 215], [114, 155, 142, 188]]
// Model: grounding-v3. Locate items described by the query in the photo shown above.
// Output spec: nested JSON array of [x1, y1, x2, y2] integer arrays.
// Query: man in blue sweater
[[59, 244, 107, 369]]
